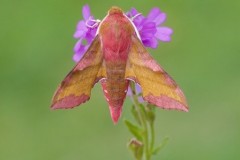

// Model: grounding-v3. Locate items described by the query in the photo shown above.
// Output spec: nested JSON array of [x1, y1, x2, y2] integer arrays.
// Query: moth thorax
[[108, 6, 123, 15]]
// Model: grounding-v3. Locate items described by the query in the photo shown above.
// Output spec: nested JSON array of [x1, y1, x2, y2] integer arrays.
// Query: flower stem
[[127, 83, 168, 159], [130, 83, 152, 160], [150, 123, 155, 153]]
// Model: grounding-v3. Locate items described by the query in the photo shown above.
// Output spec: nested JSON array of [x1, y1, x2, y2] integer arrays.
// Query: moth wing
[[125, 35, 188, 111], [51, 35, 106, 109]]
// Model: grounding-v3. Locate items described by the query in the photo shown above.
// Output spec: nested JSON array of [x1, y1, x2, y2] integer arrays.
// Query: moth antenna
[[86, 18, 101, 28], [131, 13, 142, 21]]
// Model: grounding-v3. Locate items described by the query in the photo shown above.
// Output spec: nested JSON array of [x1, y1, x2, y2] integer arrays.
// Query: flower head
[[73, 5, 173, 62]]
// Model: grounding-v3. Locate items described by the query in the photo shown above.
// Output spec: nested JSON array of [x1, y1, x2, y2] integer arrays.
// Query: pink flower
[[73, 5, 173, 62], [73, 5, 98, 62], [127, 7, 173, 48]]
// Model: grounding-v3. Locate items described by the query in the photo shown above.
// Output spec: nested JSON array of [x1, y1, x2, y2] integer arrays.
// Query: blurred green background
[[0, 0, 240, 159]]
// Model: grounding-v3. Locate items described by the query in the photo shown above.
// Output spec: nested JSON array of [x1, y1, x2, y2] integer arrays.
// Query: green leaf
[[124, 120, 143, 141], [152, 137, 169, 155]]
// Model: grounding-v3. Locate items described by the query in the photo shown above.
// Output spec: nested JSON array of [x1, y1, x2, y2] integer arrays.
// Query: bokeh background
[[1, 0, 239, 159]]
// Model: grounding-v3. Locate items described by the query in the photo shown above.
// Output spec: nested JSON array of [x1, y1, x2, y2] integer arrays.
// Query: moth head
[[108, 6, 123, 15]]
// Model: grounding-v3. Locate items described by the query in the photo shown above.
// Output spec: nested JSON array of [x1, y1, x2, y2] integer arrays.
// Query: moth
[[51, 7, 188, 123]]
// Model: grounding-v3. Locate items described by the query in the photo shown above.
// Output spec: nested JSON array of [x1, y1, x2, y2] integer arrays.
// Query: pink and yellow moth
[[51, 7, 188, 123]]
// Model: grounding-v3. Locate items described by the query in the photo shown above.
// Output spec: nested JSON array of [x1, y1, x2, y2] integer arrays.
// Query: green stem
[[150, 123, 155, 153], [130, 83, 150, 160], [130, 83, 144, 125]]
